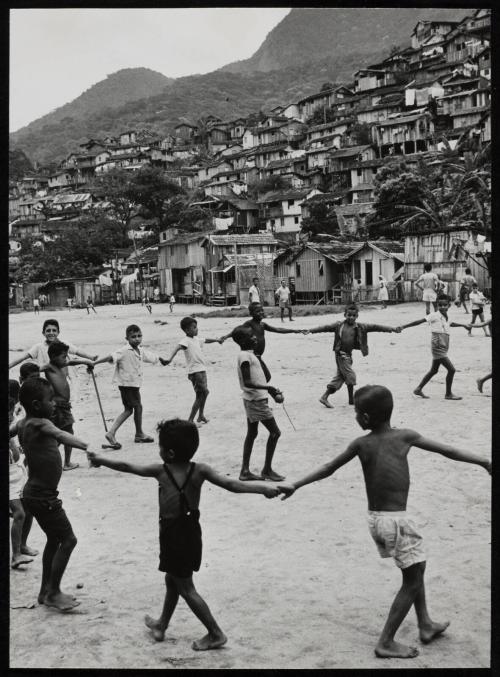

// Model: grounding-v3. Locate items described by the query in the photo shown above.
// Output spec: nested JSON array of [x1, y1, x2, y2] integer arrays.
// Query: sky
[[9, 7, 290, 132]]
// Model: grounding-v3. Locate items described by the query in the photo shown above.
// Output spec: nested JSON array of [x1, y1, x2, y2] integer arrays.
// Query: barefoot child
[[278, 384, 490, 659], [304, 304, 401, 407], [87, 418, 278, 650], [468, 284, 490, 336], [164, 317, 222, 425], [9, 381, 38, 569], [39, 342, 94, 470], [10, 377, 89, 611], [219, 302, 305, 381], [92, 324, 168, 448], [232, 325, 285, 481], [401, 294, 464, 400], [169, 294, 176, 313]]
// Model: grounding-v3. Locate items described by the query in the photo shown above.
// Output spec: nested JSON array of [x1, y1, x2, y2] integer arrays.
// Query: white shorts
[[368, 511, 426, 569], [422, 289, 437, 303]]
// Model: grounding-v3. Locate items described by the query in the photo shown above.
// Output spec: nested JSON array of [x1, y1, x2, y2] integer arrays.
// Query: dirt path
[[9, 301, 491, 669]]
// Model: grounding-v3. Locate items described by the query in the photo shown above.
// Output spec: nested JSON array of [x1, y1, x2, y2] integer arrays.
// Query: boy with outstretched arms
[[219, 302, 305, 381], [304, 303, 401, 408], [92, 324, 168, 448], [401, 294, 464, 400], [278, 384, 490, 659], [164, 317, 221, 425], [87, 418, 278, 651], [10, 377, 89, 611], [232, 325, 285, 481], [8, 318, 98, 370], [39, 341, 94, 470]]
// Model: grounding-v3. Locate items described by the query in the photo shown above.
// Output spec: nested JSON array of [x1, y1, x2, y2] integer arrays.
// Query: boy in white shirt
[[164, 317, 222, 425], [275, 280, 294, 322], [93, 324, 168, 448], [468, 283, 490, 336], [401, 295, 466, 400]]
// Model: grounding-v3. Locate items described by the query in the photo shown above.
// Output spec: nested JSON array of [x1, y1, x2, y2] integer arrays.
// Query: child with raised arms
[[163, 317, 222, 425], [401, 294, 466, 400], [304, 303, 401, 408], [10, 377, 89, 611], [92, 324, 168, 449], [278, 384, 490, 659], [87, 418, 278, 651], [232, 325, 285, 481]]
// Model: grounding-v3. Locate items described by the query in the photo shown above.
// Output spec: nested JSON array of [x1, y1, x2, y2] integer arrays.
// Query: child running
[[304, 304, 401, 408], [232, 325, 285, 481], [219, 302, 305, 381], [401, 294, 465, 400], [9, 380, 38, 568], [87, 418, 278, 650], [164, 317, 222, 425], [468, 283, 490, 336], [93, 324, 168, 448], [278, 384, 491, 659], [39, 341, 95, 470], [10, 377, 89, 611]]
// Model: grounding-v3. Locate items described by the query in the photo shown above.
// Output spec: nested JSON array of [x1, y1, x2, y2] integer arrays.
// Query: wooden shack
[[157, 231, 210, 303]]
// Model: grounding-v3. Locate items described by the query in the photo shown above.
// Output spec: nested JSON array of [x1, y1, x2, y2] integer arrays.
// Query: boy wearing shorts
[[232, 325, 285, 481], [164, 317, 222, 425], [87, 418, 278, 650], [415, 263, 439, 315], [278, 384, 490, 658]]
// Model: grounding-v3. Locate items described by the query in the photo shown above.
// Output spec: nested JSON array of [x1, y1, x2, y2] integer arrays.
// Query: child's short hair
[[42, 318, 59, 333], [424, 263, 432, 272], [344, 303, 359, 314], [232, 325, 252, 347], [354, 385, 393, 426], [125, 324, 141, 337], [180, 316, 197, 333], [437, 294, 451, 303], [157, 418, 199, 462], [465, 267, 471, 275], [19, 362, 40, 382], [248, 302, 261, 314], [472, 282, 478, 288], [9, 379, 20, 403], [19, 377, 52, 414], [48, 341, 69, 360]]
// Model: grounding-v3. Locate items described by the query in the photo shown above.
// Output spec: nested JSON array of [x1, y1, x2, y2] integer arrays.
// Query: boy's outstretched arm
[[199, 463, 278, 498], [410, 432, 491, 474], [92, 354, 113, 366], [306, 323, 338, 335], [279, 443, 359, 499], [400, 318, 426, 330], [449, 321, 472, 330], [218, 329, 234, 343], [9, 352, 31, 369], [163, 344, 184, 365], [39, 420, 89, 450], [240, 362, 280, 398], [75, 348, 99, 360], [262, 322, 305, 335], [87, 451, 162, 477], [204, 337, 223, 344], [67, 358, 95, 367]]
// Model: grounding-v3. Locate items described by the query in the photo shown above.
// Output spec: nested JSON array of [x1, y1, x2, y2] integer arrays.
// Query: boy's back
[[157, 461, 207, 519]]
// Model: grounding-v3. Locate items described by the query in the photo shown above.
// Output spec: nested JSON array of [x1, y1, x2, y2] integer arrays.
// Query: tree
[[300, 201, 340, 238], [247, 175, 291, 200], [126, 166, 185, 232], [91, 169, 138, 238]]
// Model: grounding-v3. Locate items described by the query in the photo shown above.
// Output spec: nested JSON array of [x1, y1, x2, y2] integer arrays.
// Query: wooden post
[[233, 242, 240, 304]]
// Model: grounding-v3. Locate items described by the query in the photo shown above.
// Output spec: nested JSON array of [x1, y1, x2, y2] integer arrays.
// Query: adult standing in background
[[377, 275, 388, 309], [275, 279, 294, 322], [415, 263, 439, 315], [248, 277, 260, 306]]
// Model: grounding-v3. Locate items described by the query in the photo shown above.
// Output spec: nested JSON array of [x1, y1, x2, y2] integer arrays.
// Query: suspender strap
[[163, 462, 195, 513]]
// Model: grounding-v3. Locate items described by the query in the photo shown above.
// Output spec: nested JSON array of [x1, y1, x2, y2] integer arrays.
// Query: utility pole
[[233, 241, 240, 305]]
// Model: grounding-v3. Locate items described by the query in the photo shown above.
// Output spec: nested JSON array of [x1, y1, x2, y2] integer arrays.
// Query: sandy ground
[[9, 301, 491, 669]]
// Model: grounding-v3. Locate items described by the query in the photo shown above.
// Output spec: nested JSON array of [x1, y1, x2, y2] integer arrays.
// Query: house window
[[270, 219, 275, 227], [296, 263, 301, 277], [353, 260, 361, 280], [288, 200, 295, 207], [357, 168, 363, 177], [294, 216, 299, 224], [161, 233, 166, 241], [280, 217, 285, 227], [318, 260, 324, 276], [185, 245, 188, 254]]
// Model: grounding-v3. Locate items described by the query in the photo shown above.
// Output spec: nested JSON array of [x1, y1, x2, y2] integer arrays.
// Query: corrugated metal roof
[[204, 233, 277, 245], [328, 145, 372, 158]]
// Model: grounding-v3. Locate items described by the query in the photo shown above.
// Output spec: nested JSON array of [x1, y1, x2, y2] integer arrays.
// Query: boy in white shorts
[[415, 263, 439, 315]]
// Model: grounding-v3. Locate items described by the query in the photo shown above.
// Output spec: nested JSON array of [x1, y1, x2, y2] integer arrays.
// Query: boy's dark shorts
[[51, 401, 74, 431], [22, 492, 74, 542], [119, 386, 142, 409], [472, 307, 484, 319], [188, 371, 208, 394], [159, 513, 202, 578]]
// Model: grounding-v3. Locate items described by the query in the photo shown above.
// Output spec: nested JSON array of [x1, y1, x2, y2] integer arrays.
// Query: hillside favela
[[9, 7, 491, 308]]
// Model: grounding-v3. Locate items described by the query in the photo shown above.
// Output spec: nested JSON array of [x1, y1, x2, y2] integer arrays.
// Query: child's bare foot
[[261, 470, 286, 481], [11, 554, 34, 568], [144, 614, 166, 641], [419, 620, 449, 644], [21, 545, 39, 556], [192, 631, 227, 651], [239, 470, 263, 481], [43, 591, 81, 611], [444, 394, 462, 400], [319, 396, 333, 408], [413, 388, 429, 398], [375, 640, 419, 658], [476, 379, 484, 393], [63, 462, 79, 471], [197, 416, 209, 424]]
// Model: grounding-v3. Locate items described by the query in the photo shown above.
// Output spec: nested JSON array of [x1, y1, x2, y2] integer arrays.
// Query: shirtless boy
[[278, 384, 490, 658], [40, 341, 94, 470], [304, 304, 401, 407], [87, 418, 278, 650], [10, 377, 89, 611]]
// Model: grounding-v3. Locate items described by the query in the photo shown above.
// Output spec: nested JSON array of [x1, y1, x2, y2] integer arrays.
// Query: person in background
[[248, 277, 261, 306], [275, 279, 293, 322]]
